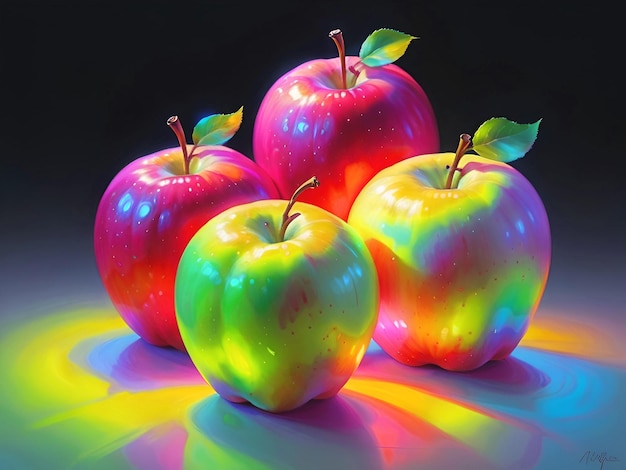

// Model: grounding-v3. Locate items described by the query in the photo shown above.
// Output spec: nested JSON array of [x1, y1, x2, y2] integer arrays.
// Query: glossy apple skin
[[348, 153, 551, 371], [253, 56, 439, 221], [175, 200, 379, 413], [94, 146, 280, 351]]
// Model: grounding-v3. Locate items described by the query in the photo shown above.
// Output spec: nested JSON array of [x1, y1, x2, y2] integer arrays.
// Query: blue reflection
[[201, 262, 222, 286], [512, 348, 618, 422], [117, 192, 134, 217], [320, 117, 333, 137], [137, 202, 151, 219], [87, 335, 202, 392], [189, 394, 381, 469], [296, 119, 309, 134], [402, 120, 415, 139], [158, 210, 171, 232], [229, 275, 244, 288]]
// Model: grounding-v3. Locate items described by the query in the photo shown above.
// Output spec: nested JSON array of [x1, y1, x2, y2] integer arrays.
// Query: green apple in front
[[348, 118, 551, 371], [175, 178, 379, 413]]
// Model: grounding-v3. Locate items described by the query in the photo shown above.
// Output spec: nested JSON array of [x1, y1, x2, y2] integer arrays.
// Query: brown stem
[[444, 134, 472, 190], [167, 116, 190, 175], [278, 176, 320, 241], [329, 29, 347, 89]]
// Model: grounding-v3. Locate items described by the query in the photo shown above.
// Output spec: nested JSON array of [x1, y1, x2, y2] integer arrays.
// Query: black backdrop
[[1, 0, 623, 312]]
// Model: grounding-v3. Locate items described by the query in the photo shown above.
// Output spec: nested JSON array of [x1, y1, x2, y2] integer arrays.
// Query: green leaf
[[472, 117, 541, 163], [192, 106, 243, 146], [359, 28, 417, 67]]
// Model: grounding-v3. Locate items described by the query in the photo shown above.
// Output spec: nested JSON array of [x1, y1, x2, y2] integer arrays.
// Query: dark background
[[1, 0, 623, 315]]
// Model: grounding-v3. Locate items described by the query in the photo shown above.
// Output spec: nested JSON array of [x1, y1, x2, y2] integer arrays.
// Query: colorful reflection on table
[[0, 303, 624, 470]]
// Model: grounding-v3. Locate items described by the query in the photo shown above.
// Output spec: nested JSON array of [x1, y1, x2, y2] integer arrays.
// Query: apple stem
[[167, 116, 192, 175], [329, 29, 347, 89], [278, 176, 320, 242], [444, 134, 472, 190]]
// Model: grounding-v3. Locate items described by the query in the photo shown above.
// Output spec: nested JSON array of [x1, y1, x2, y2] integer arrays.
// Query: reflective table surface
[[1, 257, 624, 469]]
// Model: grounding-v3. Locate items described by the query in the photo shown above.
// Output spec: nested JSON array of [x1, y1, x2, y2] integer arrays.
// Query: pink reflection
[[341, 389, 543, 469], [125, 424, 188, 470]]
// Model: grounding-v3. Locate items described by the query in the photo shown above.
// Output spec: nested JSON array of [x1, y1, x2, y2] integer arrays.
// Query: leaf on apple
[[359, 28, 417, 67], [192, 106, 244, 146], [472, 117, 542, 163]]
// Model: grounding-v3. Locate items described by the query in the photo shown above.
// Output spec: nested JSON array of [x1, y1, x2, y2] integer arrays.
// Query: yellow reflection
[[521, 309, 626, 365], [1, 307, 212, 467], [9, 308, 125, 412], [343, 378, 536, 467]]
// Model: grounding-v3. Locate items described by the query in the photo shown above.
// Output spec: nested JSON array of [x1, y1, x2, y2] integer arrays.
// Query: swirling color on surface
[[0, 303, 624, 470]]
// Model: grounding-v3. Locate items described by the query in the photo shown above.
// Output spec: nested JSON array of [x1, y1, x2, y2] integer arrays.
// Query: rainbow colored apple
[[348, 118, 551, 371], [94, 108, 280, 351], [253, 28, 439, 220], [175, 178, 379, 412]]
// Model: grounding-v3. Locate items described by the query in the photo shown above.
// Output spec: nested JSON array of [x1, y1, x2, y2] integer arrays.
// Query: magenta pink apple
[[94, 108, 280, 351], [253, 28, 439, 220], [348, 118, 551, 371]]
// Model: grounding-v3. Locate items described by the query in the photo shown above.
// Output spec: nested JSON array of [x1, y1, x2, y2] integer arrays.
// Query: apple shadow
[[453, 353, 551, 392], [87, 335, 205, 391], [188, 393, 383, 469], [359, 343, 550, 406]]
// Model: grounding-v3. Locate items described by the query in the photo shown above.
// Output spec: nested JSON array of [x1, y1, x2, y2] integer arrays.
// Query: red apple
[[94, 107, 280, 351], [348, 118, 551, 371], [253, 28, 439, 220]]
